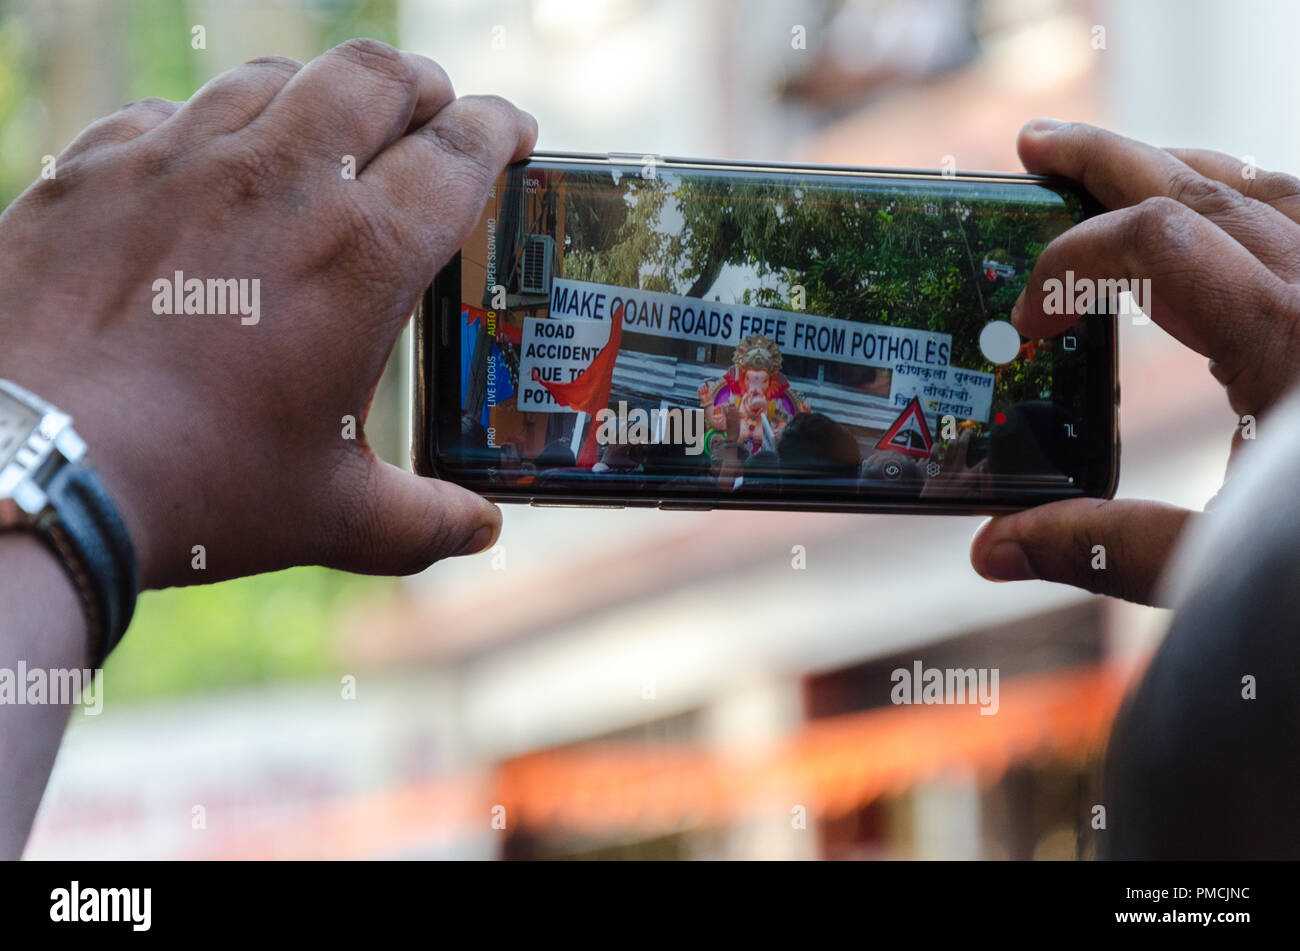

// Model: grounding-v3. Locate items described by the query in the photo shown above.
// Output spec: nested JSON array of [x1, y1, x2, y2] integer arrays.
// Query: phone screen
[[423, 156, 1116, 511]]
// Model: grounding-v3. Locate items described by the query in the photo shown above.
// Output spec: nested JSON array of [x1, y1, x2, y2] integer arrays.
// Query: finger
[[1167, 147, 1300, 226], [58, 98, 181, 162], [1155, 149, 1300, 281], [970, 499, 1194, 606], [1019, 119, 1230, 209], [1018, 121, 1300, 279], [260, 39, 456, 166], [363, 94, 537, 266], [171, 56, 303, 135], [331, 461, 501, 576], [1010, 199, 1294, 398]]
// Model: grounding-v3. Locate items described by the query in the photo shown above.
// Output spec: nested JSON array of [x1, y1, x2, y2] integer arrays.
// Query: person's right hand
[[970, 119, 1300, 606]]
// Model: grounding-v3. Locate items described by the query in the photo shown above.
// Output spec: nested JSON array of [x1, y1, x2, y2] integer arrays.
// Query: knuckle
[[120, 96, 177, 119], [209, 57, 302, 97], [468, 94, 524, 136], [467, 92, 516, 115], [75, 99, 172, 149], [1165, 168, 1238, 212], [425, 56, 455, 97], [128, 137, 179, 182], [242, 54, 303, 76], [213, 139, 291, 205], [1127, 196, 1195, 255], [340, 189, 408, 260], [334, 37, 414, 93], [422, 114, 496, 183], [26, 156, 86, 204]]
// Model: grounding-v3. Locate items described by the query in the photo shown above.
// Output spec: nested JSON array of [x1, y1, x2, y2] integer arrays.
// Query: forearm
[[0, 533, 87, 858]]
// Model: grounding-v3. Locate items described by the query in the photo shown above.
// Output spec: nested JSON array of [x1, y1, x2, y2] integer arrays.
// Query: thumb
[[332, 461, 501, 576], [970, 499, 1194, 606]]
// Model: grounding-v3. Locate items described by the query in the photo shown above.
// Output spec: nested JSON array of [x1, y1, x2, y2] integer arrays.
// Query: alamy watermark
[[1041, 271, 1151, 323], [0, 663, 102, 714], [50, 881, 150, 931], [594, 401, 706, 456], [151, 270, 260, 325], [891, 661, 999, 715]]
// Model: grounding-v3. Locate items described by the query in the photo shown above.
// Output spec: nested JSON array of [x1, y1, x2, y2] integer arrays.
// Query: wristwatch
[[0, 378, 138, 667]]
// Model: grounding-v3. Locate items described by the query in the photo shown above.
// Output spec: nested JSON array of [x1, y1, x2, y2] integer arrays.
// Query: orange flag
[[531, 304, 624, 467]]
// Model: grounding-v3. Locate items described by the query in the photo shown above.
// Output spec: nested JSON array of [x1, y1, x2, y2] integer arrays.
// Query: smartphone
[[414, 152, 1117, 514]]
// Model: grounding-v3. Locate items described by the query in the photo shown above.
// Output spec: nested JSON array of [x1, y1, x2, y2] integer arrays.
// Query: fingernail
[[458, 524, 496, 557], [1026, 118, 1065, 133], [981, 540, 1037, 581]]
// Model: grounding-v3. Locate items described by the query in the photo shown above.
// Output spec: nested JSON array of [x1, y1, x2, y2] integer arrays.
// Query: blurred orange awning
[[495, 663, 1133, 835], [192, 663, 1134, 858]]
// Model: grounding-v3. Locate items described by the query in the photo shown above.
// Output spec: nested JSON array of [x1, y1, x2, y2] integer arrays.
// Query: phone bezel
[[413, 152, 1118, 516]]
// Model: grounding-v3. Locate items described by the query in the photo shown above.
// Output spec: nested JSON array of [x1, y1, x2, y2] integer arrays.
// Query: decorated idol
[[699, 334, 810, 455]]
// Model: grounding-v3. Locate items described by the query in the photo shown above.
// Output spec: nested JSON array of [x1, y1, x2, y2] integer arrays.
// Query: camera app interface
[[443, 160, 1098, 503]]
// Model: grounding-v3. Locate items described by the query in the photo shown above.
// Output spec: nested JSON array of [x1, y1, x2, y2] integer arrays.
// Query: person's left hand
[[0, 40, 537, 590]]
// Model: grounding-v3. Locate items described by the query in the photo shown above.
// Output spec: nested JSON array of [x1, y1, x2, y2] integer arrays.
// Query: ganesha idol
[[699, 334, 811, 455]]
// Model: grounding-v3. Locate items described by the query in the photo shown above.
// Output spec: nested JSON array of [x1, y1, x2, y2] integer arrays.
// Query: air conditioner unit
[[519, 234, 555, 295]]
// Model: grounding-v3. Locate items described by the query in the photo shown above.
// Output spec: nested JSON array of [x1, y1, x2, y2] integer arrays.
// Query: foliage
[[564, 168, 1082, 410], [105, 567, 394, 702], [564, 177, 674, 292]]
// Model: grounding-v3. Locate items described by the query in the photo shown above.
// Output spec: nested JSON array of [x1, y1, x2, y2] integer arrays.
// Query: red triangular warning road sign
[[876, 396, 933, 458]]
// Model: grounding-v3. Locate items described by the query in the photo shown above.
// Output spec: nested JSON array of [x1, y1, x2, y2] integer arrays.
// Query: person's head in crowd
[[641, 439, 709, 479], [987, 401, 1069, 477], [593, 441, 641, 473], [535, 439, 576, 469], [777, 412, 861, 479]]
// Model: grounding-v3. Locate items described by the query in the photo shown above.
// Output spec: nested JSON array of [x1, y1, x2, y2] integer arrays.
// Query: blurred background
[[4, 0, 1286, 859]]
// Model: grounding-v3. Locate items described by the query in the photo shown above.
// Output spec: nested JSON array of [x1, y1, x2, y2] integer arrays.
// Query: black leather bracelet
[[33, 463, 139, 668]]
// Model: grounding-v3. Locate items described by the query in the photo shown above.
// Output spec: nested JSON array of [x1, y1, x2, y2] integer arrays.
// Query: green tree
[[565, 168, 1080, 409]]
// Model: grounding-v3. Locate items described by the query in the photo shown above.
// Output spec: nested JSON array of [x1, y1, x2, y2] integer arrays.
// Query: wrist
[[0, 370, 143, 661], [80, 445, 160, 591], [0, 533, 90, 667], [0, 357, 161, 590]]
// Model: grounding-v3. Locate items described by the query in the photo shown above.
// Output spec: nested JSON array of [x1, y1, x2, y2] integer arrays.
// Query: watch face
[[0, 392, 41, 468]]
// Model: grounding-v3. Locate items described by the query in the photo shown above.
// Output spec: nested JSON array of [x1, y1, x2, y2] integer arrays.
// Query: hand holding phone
[[972, 120, 1300, 605], [0, 42, 538, 588]]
